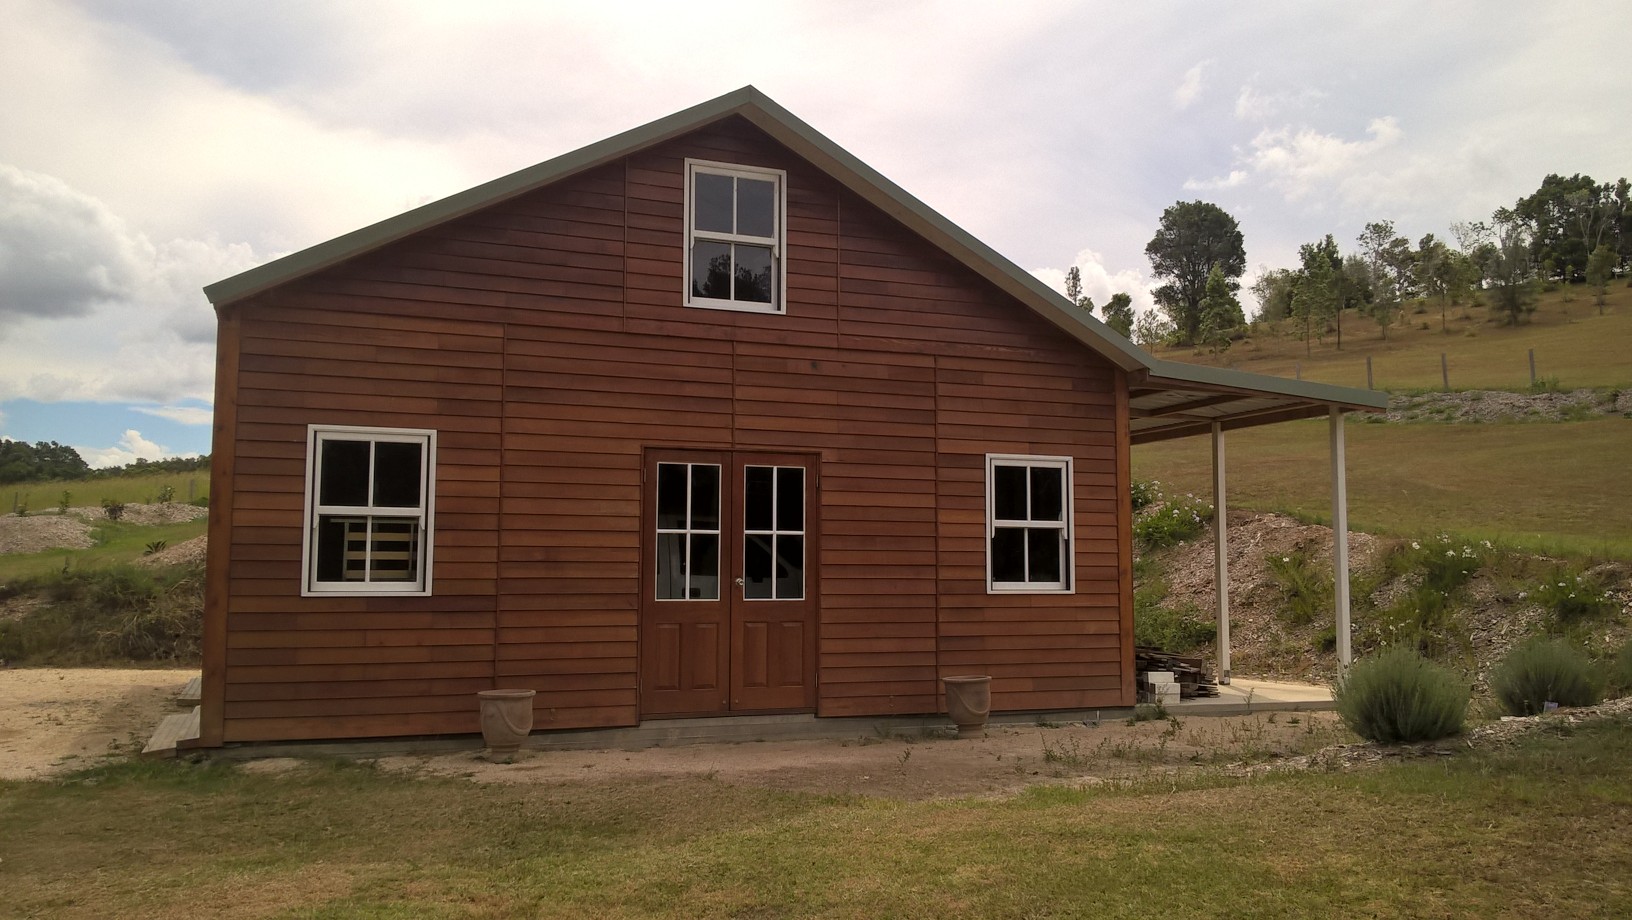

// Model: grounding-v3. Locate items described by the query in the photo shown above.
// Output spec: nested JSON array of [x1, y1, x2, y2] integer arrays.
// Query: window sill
[[685, 297, 784, 315]]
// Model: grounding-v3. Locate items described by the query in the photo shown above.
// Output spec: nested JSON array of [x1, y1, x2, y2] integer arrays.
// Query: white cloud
[[0, 165, 255, 405], [75, 428, 196, 469], [1234, 83, 1325, 123], [1184, 169, 1249, 192], [1251, 117, 1404, 199], [132, 405, 214, 426], [1174, 59, 1212, 109], [1031, 249, 1158, 319]]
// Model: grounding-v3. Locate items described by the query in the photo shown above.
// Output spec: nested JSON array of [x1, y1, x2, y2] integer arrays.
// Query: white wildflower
[[1411, 541, 1421, 550]]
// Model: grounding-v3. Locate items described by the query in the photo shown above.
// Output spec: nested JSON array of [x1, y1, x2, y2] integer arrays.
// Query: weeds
[[1133, 486, 1213, 550], [1265, 546, 1332, 626], [1528, 567, 1616, 625], [0, 562, 203, 665]]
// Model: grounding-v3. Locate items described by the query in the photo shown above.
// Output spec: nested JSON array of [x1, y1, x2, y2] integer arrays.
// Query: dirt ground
[[348, 709, 1355, 800], [0, 667, 196, 780]]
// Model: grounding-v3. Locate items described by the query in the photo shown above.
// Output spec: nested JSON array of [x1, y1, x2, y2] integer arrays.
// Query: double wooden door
[[639, 450, 818, 717]]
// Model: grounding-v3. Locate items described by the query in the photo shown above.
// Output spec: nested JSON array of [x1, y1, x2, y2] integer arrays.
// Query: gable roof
[[205, 86, 1387, 442]]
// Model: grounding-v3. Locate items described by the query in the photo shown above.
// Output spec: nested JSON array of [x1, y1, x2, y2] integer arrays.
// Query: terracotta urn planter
[[942, 675, 992, 739], [476, 689, 536, 754]]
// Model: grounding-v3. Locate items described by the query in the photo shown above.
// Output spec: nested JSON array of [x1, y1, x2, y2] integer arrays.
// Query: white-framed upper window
[[684, 159, 786, 314], [986, 454, 1073, 593], [302, 425, 435, 596]]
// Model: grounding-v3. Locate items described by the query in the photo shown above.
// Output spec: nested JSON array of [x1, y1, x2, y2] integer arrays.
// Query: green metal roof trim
[[1142, 358, 1390, 410], [204, 85, 1383, 417]]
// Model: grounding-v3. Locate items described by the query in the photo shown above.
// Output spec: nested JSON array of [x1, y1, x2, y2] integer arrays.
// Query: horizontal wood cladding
[[215, 114, 1131, 743]]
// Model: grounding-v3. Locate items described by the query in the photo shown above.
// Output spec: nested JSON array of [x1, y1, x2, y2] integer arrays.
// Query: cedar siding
[[213, 116, 1130, 742]]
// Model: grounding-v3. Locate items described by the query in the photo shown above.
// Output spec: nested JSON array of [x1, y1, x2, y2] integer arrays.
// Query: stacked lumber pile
[[1135, 646, 1220, 699]]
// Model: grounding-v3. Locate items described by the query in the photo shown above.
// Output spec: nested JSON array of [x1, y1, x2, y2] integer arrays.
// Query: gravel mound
[[1386, 388, 1632, 423], [0, 514, 94, 555]]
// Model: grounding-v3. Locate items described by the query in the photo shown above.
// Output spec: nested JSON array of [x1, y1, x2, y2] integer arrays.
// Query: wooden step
[[142, 706, 200, 758], [176, 675, 202, 708]]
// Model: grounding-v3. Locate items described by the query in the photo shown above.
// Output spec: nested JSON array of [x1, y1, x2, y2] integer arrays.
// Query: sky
[[3, 0, 1629, 465]]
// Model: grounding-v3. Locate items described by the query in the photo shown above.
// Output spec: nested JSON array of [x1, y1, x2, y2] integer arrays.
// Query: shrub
[[1333, 646, 1468, 743], [101, 498, 126, 521], [1490, 638, 1603, 716], [57, 490, 70, 515], [1265, 547, 1331, 626], [1607, 640, 1632, 699], [156, 484, 176, 503]]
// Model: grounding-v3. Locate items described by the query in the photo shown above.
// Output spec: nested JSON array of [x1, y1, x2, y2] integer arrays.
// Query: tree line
[[0, 438, 210, 485], [1128, 172, 1631, 352]]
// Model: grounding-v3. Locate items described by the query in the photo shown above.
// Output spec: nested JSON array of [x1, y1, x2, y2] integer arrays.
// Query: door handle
[[735, 577, 744, 586]]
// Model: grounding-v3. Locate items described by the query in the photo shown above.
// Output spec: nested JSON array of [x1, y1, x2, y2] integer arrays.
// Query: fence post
[[1366, 356, 1374, 390], [189, 479, 196, 502], [1296, 362, 1302, 381], [1441, 353, 1449, 391], [1528, 348, 1536, 387]]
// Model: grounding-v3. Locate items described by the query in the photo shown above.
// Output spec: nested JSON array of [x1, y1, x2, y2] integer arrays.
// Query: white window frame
[[654, 461, 722, 602], [683, 158, 787, 315], [301, 424, 436, 596], [985, 454, 1074, 594], [742, 464, 805, 601]]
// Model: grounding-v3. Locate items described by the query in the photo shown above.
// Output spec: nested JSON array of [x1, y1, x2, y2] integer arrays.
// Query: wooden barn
[[195, 87, 1384, 747]]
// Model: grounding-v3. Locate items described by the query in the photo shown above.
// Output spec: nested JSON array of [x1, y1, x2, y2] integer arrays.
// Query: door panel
[[640, 449, 818, 718]]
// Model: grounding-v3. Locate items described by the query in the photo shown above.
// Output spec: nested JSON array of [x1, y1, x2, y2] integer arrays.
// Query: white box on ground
[[1145, 671, 1175, 685]]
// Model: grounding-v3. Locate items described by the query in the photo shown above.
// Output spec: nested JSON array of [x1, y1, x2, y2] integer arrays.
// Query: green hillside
[[1146, 284, 1632, 391], [1134, 284, 1631, 558]]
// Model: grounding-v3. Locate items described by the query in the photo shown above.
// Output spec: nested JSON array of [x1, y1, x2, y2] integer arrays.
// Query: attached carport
[[1124, 358, 1390, 681]]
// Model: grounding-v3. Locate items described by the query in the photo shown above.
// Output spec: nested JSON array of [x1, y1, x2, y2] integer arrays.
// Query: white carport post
[[1330, 407, 1352, 667], [1211, 421, 1230, 684]]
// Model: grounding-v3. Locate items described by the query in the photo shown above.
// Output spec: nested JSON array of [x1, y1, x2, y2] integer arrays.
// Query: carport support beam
[[1212, 421, 1230, 684], [1330, 407, 1352, 667]]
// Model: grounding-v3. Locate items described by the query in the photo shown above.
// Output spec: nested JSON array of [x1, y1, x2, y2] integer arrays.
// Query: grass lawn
[[4, 470, 210, 517], [1134, 416, 1632, 559], [1148, 286, 1632, 391], [2, 718, 1629, 918], [0, 518, 209, 583]]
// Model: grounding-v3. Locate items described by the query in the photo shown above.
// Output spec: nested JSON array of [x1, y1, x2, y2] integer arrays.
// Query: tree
[[1250, 268, 1297, 324], [1131, 309, 1175, 348], [0, 439, 91, 484], [1062, 266, 1094, 316], [1290, 238, 1340, 355], [1356, 222, 1410, 339], [1585, 243, 1615, 314], [1513, 174, 1619, 279], [1483, 223, 1537, 325], [1145, 201, 1246, 345], [1101, 292, 1135, 338], [1198, 265, 1241, 354]]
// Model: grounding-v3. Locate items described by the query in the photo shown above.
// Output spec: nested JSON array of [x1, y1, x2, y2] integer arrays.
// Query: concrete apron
[[195, 678, 1334, 762]]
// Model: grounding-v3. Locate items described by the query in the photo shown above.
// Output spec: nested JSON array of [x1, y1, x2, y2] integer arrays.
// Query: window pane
[[734, 245, 773, 304], [319, 439, 370, 506], [656, 532, 686, 599], [776, 467, 804, 531], [744, 466, 773, 531], [691, 464, 720, 531], [314, 516, 350, 581], [991, 527, 1026, 583], [692, 240, 733, 300], [689, 534, 720, 600], [1027, 528, 1063, 584], [1030, 466, 1063, 522], [744, 534, 773, 599], [736, 178, 775, 237], [993, 465, 1028, 521], [369, 518, 420, 582], [775, 534, 804, 600], [372, 441, 423, 508], [656, 463, 688, 530], [694, 172, 733, 233]]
